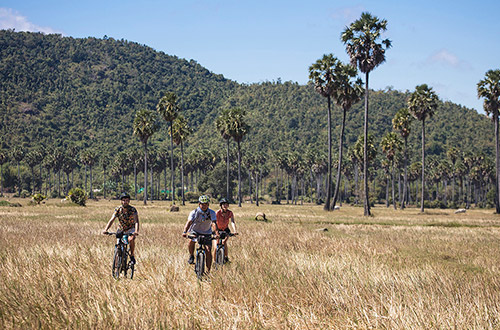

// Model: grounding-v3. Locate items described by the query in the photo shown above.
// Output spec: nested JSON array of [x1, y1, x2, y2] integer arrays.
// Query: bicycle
[[214, 231, 237, 269], [187, 232, 213, 279], [105, 231, 135, 279]]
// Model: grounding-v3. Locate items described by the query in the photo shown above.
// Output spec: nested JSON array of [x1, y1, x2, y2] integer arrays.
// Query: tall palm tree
[[11, 146, 24, 196], [227, 107, 250, 207], [381, 132, 402, 209], [0, 149, 8, 196], [446, 146, 460, 203], [477, 69, 500, 213], [133, 109, 159, 205], [329, 61, 363, 210], [392, 107, 413, 208], [81, 149, 98, 199], [216, 108, 232, 200], [309, 54, 339, 211], [342, 12, 391, 216], [100, 154, 110, 199], [157, 92, 179, 205], [408, 84, 439, 212], [171, 114, 191, 206]]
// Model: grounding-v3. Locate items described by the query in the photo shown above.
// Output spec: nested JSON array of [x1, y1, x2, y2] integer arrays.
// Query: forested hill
[[0, 30, 493, 162]]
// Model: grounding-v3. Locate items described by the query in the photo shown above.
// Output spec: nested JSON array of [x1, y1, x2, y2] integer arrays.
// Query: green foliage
[[68, 188, 87, 206], [32, 193, 46, 204]]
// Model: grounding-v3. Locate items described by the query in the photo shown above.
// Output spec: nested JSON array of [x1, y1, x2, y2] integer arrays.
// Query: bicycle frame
[[107, 232, 134, 279], [187, 233, 213, 279]]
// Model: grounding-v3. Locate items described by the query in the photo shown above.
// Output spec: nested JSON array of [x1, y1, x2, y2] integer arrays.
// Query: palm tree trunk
[[495, 115, 500, 213], [143, 142, 148, 205], [226, 138, 230, 200], [169, 121, 175, 205], [324, 95, 332, 211], [90, 166, 93, 199], [392, 163, 396, 209], [237, 140, 242, 207], [402, 137, 408, 209], [421, 119, 425, 212], [385, 176, 389, 207], [331, 106, 347, 210], [363, 72, 371, 216], [181, 141, 185, 206]]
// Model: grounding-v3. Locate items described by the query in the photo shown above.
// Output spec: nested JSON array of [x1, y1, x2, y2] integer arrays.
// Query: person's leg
[[223, 236, 229, 259], [205, 245, 212, 271], [129, 235, 135, 256], [212, 239, 218, 262]]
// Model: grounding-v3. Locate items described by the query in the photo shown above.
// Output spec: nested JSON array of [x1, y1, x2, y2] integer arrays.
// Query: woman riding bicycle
[[182, 195, 217, 271], [212, 198, 238, 263]]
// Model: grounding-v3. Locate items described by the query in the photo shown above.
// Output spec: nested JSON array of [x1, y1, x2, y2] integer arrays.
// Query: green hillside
[[0, 30, 494, 202]]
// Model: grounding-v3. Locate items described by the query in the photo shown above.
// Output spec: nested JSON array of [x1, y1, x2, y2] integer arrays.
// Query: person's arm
[[133, 212, 139, 236], [230, 212, 237, 234], [102, 212, 116, 234], [182, 219, 193, 237]]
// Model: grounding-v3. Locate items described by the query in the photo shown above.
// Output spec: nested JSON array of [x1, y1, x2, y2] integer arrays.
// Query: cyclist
[[102, 193, 140, 264], [182, 195, 217, 270], [213, 198, 238, 263]]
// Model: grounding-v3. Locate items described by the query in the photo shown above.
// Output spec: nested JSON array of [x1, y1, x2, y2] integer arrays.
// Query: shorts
[[123, 228, 135, 235], [189, 231, 213, 246]]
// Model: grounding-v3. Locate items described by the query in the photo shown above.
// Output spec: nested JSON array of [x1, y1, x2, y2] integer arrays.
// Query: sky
[[1, 0, 499, 113]]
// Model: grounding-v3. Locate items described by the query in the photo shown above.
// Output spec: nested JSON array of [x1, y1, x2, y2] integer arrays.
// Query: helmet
[[219, 198, 229, 205], [120, 192, 131, 200], [198, 195, 210, 204]]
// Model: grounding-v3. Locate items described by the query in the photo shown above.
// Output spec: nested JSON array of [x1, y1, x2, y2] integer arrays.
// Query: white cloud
[[427, 49, 471, 69], [0, 8, 61, 34], [331, 6, 365, 25]]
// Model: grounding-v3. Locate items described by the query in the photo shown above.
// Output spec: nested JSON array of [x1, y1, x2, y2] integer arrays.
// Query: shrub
[[32, 193, 46, 205], [68, 188, 87, 206]]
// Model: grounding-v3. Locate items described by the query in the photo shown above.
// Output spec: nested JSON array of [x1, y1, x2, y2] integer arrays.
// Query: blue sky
[[1, 0, 499, 113]]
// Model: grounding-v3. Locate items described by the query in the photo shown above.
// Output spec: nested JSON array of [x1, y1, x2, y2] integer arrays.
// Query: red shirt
[[216, 209, 233, 230]]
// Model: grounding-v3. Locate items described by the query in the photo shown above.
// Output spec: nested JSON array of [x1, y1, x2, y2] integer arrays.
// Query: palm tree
[[216, 108, 232, 200], [446, 146, 460, 203], [392, 107, 413, 208], [342, 12, 391, 216], [227, 107, 250, 207], [133, 109, 159, 205], [171, 114, 192, 206], [408, 84, 439, 212], [157, 92, 179, 205], [329, 61, 363, 210], [477, 69, 500, 213], [0, 149, 8, 196], [81, 149, 98, 199], [381, 132, 402, 209], [309, 54, 339, 211], [100, 154, 110, 199], [11, 146, 24, 196]]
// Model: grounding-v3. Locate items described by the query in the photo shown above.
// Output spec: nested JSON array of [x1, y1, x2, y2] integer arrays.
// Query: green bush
[[32, 193, 46, 205], [68, 188, 87, 206]]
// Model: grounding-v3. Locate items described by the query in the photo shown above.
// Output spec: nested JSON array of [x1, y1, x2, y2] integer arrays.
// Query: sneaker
[[130, 256, 136, 264], [188, 255, 195, 264], [224, 256, 230, 264]]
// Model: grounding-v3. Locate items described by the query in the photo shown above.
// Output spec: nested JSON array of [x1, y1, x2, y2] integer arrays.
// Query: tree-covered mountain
[[0, 29, 494, 203]]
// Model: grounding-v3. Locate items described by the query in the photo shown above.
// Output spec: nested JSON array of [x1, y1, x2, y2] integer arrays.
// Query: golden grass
[[1, 199, 500, 329]]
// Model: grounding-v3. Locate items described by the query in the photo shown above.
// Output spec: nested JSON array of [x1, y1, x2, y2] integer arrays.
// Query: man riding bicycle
[[213, 198, 238, 263], [102, 193, 140, 264], [182, 195, 217, 271]]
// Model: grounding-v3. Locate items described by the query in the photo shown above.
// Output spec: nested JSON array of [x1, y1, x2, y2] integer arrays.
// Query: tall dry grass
[[1, 199, 499, 329]]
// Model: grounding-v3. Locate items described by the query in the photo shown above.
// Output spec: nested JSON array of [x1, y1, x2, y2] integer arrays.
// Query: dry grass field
[[1, 198, 500, 329]]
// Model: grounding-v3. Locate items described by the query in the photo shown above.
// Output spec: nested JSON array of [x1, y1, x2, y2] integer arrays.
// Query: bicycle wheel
[[124, 250, 134, 279], [112, 246, 122, 279], [194, 250, 205, 279], [215, 245, 225, 268]]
